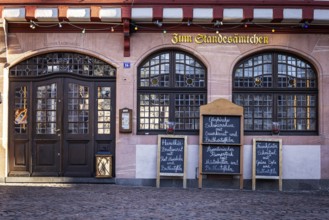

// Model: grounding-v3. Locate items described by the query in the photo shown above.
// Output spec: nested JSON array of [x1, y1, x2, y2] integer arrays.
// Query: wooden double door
[[9, 77, 116, 177]]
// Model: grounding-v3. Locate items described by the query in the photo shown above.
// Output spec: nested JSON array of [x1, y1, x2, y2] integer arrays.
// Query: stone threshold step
[[5, 177, 116, 184]]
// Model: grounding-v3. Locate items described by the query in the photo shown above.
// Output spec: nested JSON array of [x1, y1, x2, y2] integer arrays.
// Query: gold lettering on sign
[[172, 33, 269, 45], [171, 33, 193, 44]]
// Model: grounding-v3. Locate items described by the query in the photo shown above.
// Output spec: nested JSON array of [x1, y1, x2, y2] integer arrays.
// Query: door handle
[[56, 129, 60, 132]]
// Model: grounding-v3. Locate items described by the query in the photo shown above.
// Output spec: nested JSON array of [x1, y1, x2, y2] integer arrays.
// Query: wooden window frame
[[232, 51, 318, 136], [137, 50, 207, 135]]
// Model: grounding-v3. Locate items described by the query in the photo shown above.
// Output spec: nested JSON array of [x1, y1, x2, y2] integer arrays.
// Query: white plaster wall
[[137, 144, 321, 180], [243, 145, 253, 179], [282, 145, 321, 179], [136, 145, 157, 178]]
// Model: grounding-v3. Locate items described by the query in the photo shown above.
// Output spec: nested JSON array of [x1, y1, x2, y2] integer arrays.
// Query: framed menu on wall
[[198, 98, 244, 189], [119, 108, 132, 133]]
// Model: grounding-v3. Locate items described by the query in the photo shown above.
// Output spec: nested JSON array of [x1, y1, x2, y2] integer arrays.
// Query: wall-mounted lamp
[[214, 20, 223, 27], [155, 20, 163, 27], [30, 21, 36, 29], [301, 22, 309, 29]]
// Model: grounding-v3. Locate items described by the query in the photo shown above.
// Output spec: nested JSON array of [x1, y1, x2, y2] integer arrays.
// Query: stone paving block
[[0, 184, 328, 219]]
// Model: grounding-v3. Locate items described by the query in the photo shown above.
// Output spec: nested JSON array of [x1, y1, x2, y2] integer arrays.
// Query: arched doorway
[[8, 52, 116, 177]]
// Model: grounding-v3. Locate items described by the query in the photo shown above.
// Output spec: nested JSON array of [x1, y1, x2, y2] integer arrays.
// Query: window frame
[[232, 51, 318, 136], [137, 50, 207, 135], [9, 52, 116, 78]]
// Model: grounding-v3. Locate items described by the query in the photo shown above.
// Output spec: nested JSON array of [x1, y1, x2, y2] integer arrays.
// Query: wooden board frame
[[198, 98, 244, 189], [156, 135, 188, 188], [252, 138, 282, 191]]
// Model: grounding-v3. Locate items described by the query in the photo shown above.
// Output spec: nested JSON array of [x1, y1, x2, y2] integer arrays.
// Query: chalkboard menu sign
[[255, 141, 279, 176], [159, 137, 185, 175], [202, 116, 240, 144], [157, 135, 187, 188], [252, 138, 282, 191], [202, 145, 240, 174], [198, 99, 244, 189]]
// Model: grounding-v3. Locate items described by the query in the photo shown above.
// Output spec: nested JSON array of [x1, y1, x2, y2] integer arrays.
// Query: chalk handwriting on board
[[255, 141, 279, 176], [160, 138, 184, 174], [203, 116, 240, 144], [202, 145, 240, 173]]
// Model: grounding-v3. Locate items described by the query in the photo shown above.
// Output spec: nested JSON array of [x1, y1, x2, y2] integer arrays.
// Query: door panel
[[95, 83, 116, 176], [32, 79, 62, 176], [63, 79, 93, 176], [67, 141, 89, 165], [35, 141, 57, 165], [8, 83, 30, 175], [13, 141, 28, 166]]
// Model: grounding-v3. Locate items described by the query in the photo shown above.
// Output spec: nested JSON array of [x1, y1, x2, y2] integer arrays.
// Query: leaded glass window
[[67, 83, 89, 134], [36, 83, 57, 134], [10, 52, 116, 77], [14, 86, 28, 133], [97, 87, 112, 134], [233, 52, 318, 135], [138, 50, 207, 134]]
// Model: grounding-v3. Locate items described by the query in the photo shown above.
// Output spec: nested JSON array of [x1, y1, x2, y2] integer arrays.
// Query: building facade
[[1, 0, 329, 190]]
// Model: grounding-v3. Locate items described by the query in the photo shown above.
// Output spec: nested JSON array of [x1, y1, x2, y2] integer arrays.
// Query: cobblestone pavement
[[0, 184, 328, 220]]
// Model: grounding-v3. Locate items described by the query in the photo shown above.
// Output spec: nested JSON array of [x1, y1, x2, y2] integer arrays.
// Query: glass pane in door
[[14, 86, 28, 134], [97, 87, 111, 134], [68, 83, 89, 134], [36, 83, 57, 134]]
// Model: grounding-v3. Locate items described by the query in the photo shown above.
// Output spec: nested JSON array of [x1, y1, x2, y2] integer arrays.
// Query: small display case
[[119, 108, 132, 133], [95, 152, 112, 178]]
